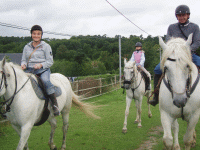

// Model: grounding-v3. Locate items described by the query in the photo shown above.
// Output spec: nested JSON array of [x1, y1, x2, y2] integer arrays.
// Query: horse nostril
[[173, 98, 187, 108], [173, 100, 181, 108]]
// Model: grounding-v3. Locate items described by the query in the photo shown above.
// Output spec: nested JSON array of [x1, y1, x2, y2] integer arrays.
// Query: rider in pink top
[[130, 42, 151, 90]]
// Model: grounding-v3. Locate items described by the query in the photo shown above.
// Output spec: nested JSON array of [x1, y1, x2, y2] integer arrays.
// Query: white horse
[[122, 59, 152, 133], [0, 57, 100, 150], [159, 34, 200, 150]]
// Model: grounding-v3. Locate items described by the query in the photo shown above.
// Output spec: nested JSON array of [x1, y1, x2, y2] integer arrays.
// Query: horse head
[[0, 56, 8, 96], [123, 58, 137, 89], [159, 34, 194, 108]]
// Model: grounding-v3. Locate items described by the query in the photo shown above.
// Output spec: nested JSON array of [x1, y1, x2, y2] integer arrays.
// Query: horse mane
[[160, 37, 193, 72], [5, 62, 29, 77]]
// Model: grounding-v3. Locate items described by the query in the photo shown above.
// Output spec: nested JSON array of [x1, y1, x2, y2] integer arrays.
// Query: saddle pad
[[30, 76, 62, 100]]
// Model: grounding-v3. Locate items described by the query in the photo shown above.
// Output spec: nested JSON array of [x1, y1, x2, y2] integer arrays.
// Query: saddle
[[30, 76, 62, 100], [137, 68, 150, 91], [29, 75, 62, 126]]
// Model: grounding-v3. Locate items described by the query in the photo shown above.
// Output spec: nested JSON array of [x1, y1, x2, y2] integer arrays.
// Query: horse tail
[[71, 91, 101, 119]]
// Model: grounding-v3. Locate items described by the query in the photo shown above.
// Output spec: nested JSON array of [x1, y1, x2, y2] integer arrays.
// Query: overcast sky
[[1, 0, 200, 39]]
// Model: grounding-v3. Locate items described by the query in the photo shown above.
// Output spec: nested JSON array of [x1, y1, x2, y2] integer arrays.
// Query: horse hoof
[[191, 142, 196, 148], [148, 114, 152, 118], [122, 128, 127, 133], [134, 120, 139, 124], [173, 144, 180, 150], [50, 146, 57, 150]]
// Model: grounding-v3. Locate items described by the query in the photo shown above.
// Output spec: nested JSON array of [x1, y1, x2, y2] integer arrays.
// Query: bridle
[[0, 67, 33, 114], [123, 67, 135, 85], [0, 69, 8, 93], [163, 57, 200, 120], [123, 66, 143, 96]]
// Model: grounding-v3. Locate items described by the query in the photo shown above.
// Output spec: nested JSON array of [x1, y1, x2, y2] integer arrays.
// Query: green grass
[[1, 89, 200, 149]]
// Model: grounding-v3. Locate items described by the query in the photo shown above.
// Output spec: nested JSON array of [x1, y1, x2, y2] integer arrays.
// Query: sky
[[1, 0, 200, 39]]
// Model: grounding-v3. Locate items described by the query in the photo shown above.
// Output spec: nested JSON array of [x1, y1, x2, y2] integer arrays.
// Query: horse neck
[[191, 63, 199, 83], [132, 65, 140, 85], [4, 65, 28, 98]]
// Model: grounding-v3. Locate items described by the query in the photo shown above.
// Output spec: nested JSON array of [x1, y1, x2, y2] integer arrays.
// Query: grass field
[[1, 88, 200, 149]]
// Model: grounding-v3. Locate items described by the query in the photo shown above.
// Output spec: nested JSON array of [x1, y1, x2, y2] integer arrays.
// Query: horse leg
[[15, 123, 32, 150], [160, 110, 174, 150], [172, 119, 180, 150], [136, 97, 142, 128], [48, 117, 57, 150], [134, 99, 139, 123], [122, 95, 132, 133], [146, 91, 152, 118], [184, 114, 199, 150], [61, 107, 70, 150]]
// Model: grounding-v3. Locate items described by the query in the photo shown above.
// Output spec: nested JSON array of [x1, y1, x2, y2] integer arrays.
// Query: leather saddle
[[29, 75, 62, 126]]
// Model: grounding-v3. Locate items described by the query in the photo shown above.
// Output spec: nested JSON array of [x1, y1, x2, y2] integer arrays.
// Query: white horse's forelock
[[125, 60, 135, 68], [160, 37, 193, 72]]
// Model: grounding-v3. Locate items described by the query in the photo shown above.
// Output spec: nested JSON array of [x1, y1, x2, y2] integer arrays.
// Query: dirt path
[[135, 126, 163, 150]]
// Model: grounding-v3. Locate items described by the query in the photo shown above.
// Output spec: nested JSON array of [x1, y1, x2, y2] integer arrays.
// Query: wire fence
[[71, 75, 122, 100]]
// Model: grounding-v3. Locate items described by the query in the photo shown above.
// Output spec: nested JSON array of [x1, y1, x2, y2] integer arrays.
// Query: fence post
[[77, 79, 79, 95], [100, 78, 102, 94]]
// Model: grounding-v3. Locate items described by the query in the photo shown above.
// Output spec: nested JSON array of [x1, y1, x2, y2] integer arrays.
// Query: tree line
[[0, 35, 164, 77]]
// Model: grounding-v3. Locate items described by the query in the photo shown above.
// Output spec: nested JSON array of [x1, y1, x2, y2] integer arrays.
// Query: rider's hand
[[33, 63, 43, 70], [21, 64, 26, 70]]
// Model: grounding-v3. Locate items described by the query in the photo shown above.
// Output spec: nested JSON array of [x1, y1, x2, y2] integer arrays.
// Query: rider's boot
[[149, 74, 162, 106], [49, 93, 60, 116], [146, 76, 151, 90]]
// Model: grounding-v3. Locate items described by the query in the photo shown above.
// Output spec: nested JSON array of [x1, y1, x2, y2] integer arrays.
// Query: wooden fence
[[71, 75, 122, 100]]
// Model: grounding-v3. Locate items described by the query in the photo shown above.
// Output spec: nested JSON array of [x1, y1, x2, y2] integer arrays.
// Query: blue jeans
[[154, 54, 200, 74], [25, 68, 55, 95]]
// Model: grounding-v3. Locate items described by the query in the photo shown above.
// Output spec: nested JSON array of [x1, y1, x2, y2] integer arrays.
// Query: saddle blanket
[[30, 76, 62, 100]]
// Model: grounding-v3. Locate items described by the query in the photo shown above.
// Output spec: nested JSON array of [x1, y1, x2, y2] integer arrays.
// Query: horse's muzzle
[[124, 80, 131, 84], [123, 80, 131, 89], [173, 97, 188, 108]]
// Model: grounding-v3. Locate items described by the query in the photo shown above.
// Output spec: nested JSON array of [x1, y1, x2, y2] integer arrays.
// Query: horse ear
[[124, 58, 127, 64], [186, 33, 193, 47], [159, 36, 167, 50]]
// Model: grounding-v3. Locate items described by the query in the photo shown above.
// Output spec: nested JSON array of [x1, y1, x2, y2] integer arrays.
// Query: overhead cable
[[0, 22, 76, 37], [105, 0, 150, 35]]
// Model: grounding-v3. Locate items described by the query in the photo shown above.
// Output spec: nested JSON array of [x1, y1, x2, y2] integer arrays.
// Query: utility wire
[[0, 22, 76, 37], [105, 0, 150, 35], [0, 22, 118, 39]]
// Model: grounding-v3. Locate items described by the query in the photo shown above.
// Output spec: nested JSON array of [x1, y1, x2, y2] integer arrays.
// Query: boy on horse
[[130, 42, 151, 90], [21, 25, 60, 116], [149, 5, 200, 106]]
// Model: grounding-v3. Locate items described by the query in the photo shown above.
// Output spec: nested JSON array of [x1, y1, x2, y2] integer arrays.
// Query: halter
[[163, 57, 200, 120]]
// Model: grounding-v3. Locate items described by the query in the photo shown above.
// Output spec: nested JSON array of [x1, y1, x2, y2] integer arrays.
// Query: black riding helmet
[[30, 25, 43, 35], [135, 42, 142, 47], [175, 5, 190, 16]]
